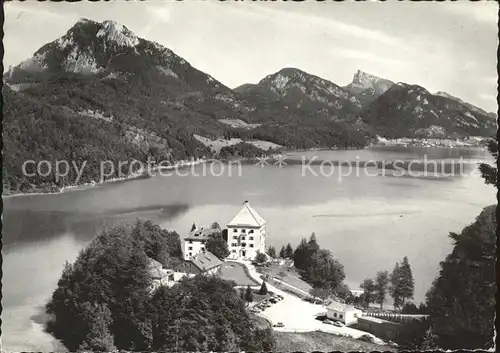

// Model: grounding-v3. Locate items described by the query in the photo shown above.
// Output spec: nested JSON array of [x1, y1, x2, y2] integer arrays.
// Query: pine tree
[[285, 243, 294, 259], [293, 238, 308, 269], [259, 281, 268, 295], [389, 262, 403, 310], [399, 256, 414, 305], [307, 232, 319, 253], [279, 245, 286, 259], [374, 270, 390, 309], [267, 246, 276, 259]]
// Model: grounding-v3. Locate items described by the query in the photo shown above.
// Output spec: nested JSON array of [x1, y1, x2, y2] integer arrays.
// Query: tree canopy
[[205, 230, 230, 260], [425, 205, 496, 349], [267, 246, 277, 259], [374, 270, 390, 309]]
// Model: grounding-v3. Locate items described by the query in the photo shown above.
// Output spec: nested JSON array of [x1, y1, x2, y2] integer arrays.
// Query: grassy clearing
[[218, 261, 259, 286], [274, 330, 395, 352], [193, 134, 282, 154], [257, 263, 312, 293]]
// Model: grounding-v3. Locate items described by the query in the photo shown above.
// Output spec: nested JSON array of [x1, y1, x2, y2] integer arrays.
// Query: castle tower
[[226, 201, 267, 260]]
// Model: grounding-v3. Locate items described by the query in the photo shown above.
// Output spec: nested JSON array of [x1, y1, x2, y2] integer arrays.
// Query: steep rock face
[[360, 83, 496, 138], [344, 70, 395, 105]]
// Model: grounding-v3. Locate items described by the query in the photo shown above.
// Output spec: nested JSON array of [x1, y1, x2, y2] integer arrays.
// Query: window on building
[[249, 244, 254, 248], [249, 230, 254, 233], [233, 236, 238, 239], [241, 229, 246, 233], [241, 243, 246, 247], [188, 240, 193, 244], [249, 236, 254, 240], [334, 313, 337, 317], [232, 249, 236, 253], [340, 314, 343, 319], [188, 252, 192, 257], [233, 229, 237, 232], [188, 246, 193, 250]]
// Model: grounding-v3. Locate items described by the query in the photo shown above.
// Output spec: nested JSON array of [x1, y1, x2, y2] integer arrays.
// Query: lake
[[2, 146, 495, 351]]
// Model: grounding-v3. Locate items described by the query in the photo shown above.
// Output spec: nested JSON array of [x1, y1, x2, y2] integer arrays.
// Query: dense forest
[[45, 219, 275, 351], [424, 205, 496, 349], [3, 72, 372, 195]]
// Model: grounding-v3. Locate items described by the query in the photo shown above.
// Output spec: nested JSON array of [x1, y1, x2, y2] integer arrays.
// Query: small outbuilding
[[326, 301, 363, 326]]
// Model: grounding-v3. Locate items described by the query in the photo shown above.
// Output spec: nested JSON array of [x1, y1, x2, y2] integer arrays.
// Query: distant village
[[375, 136, 488, 148], [147, 201, 427, 345]]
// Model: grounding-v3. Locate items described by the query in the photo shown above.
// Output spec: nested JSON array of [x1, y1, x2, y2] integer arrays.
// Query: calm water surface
[[2, 147, 495, 351]]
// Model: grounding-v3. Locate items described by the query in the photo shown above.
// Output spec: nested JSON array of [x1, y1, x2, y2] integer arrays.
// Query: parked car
[[269, 298, 277, 304], [273, 322, 285, 328], [323, 319, 334, 325], [276, 294, 284, 300], [333, 321, 344, 327]]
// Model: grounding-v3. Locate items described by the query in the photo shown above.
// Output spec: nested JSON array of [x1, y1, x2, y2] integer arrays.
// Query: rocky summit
[[345, 70, 395, 104]]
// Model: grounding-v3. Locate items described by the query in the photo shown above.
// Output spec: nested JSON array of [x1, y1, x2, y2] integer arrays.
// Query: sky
[[4, 0, 498, 112]]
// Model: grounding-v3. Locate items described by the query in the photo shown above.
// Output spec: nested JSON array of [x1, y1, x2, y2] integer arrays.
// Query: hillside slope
[[3, 19, 372, 195], [360, 83, 496, 138]]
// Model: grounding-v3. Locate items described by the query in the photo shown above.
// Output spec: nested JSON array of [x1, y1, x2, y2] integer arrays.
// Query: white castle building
[[182, 226, 218, 260], [182, 201, 267, 261], [226, 201, 267, 260]]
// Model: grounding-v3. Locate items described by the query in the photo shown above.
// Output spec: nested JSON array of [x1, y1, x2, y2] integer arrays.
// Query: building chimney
[[243, 200, 249, 205]]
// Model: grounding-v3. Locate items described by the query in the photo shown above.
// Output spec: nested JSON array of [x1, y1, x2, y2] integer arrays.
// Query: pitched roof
[[147, 257, 163, 270], [326, 301, 359, 313], [147, 258, 173, 279], [189, 251, 222, 272], [185, 227, 218, 241], [227, 201, 266, 228]]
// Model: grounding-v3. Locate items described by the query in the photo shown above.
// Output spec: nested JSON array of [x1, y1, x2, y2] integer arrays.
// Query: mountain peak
[[345, 69, 394, 99], [96, 20, 139, 48], [351, 69, 392, 88]]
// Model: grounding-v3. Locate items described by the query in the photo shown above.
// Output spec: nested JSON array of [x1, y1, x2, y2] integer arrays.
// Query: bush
[[358, 334, 375, 343]]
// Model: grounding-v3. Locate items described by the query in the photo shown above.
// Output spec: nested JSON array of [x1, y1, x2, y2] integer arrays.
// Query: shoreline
[[2, 144, 487, 199], [3, 158, 208, 199]]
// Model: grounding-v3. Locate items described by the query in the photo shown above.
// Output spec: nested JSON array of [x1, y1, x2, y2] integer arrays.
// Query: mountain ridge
[[3, 18, 496, 195]]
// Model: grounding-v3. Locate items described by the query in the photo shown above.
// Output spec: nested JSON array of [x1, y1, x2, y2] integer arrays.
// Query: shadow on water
[[3, 203, 190, 249]]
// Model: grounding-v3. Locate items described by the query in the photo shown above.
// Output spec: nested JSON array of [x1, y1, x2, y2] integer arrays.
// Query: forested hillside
[[3, 18, 495, 195], [45, 219, 275, 351]]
